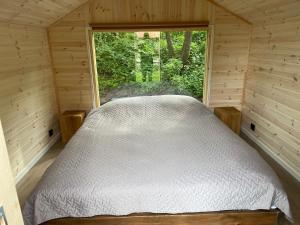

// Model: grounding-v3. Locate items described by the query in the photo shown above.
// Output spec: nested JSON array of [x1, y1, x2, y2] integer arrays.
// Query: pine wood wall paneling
[[0, 22, 59, 179], [49, 0, 211, 112], [89, 0, 210, 24], [208, 6, 251, 110], [86, 28, 101, 108], [48, 0, 250, 112], [210, 0, 300, 26], [89, 0, 212, 110], [47, 31, 61, 115], [0, 0, 88, 27], [48, 4, 94, 113], [242, 20, 300, 180]]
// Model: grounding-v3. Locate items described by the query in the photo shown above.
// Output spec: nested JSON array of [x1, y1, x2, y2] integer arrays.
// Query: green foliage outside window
[[94, 31, 207, 104]]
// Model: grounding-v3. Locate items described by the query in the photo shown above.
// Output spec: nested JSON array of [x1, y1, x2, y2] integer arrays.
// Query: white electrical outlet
[[0, 207, 7, 225]]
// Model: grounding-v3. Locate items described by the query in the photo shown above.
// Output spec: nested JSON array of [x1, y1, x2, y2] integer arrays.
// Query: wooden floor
[[17, 135, 300, 225], [241, 133, 300, 225], [17, 141, 64, 206]]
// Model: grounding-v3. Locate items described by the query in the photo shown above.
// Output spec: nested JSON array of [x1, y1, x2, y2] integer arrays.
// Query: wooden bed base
[[42, 210, 280, 225]]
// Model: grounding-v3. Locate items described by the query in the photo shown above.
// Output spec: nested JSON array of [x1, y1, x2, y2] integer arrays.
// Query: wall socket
[[48, 129, 54, 137], [250, 123, 256, 131], [0, 206, 7, 225]]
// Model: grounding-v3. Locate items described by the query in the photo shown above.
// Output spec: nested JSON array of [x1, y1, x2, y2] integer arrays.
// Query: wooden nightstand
[[59, 110, 86, 144], [214, 107, 241, 134]]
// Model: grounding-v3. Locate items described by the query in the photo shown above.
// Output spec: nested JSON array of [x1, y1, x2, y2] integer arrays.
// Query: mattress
[[23, 95, 291, 225]]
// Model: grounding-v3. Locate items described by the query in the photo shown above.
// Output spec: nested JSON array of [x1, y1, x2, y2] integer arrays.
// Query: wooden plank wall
[[49, 0, 251, 112], [209, 0, 300, 181], [89, 0, 210, 23], [210, 0, 300, 27], [242, 20, 300, 180], [208, 6, 251, 110], [0, 0, 88, 27], [0, 22, 58, 179], [48, 4, 94, 113], [48, 0, 211, 112]]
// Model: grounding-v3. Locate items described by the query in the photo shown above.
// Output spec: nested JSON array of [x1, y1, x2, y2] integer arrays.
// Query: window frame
[[87, 22, 211, 107]]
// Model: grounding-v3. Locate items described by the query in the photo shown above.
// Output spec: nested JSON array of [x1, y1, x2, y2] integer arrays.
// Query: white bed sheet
[[23, 95, 291, 225]]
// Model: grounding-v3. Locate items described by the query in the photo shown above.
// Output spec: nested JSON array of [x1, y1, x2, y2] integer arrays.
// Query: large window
[[94, 30, 207, 105]]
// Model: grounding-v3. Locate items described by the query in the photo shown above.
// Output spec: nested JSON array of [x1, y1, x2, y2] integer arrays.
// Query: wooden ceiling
[[0, 0, 88, 27], [1, 0, 300, 27], [210, 0, 300, 24]]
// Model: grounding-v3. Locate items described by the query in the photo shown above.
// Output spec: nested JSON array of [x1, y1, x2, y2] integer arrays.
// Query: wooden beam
[[42, 210, 280, 225], [90, 22, 209, 32]]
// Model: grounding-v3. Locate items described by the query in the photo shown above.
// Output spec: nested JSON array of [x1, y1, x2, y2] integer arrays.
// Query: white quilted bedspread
[[23, 95, 291, 225]]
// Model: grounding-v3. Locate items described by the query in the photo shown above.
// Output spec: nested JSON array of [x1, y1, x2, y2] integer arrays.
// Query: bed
[[23, 95, 291, 225]]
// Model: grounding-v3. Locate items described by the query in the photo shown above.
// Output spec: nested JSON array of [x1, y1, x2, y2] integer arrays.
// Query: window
[[93, 30, 207, 105]]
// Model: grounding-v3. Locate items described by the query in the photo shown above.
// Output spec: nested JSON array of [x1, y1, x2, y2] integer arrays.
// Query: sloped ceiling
[[0, 0, 88, 27], [210, 0, 300, 24], [1, 0, 300, 27]]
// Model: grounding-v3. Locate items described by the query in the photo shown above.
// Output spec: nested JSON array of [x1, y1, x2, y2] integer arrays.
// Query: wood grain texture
[[0, 0, 88, 27], [214, 107, 241, 134], [242, 19, 300, 180], [48, 0, 212, 112], [0, 120, 24, 225], [210, 0, 300, 25], [41, 211, 279, 225], [48, 1, 250, 111], [59, 110, 85, 144], [89, 0, 210, 24], [48, 4, 94, 113], [1, 0, 299, 28], [208, 6, 251, 110], [0, 22, 59, 179]]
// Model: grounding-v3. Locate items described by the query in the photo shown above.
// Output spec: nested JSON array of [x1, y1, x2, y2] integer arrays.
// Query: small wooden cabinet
[[59, 110, 86, 144], [214, 107, 241, 134]]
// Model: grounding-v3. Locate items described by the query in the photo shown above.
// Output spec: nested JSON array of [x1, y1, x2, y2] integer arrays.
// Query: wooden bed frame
[[41, 210, 280, 225]]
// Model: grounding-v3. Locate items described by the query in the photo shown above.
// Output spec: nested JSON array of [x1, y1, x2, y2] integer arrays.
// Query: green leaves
[[94, 32, 136, 87], [160, 31, 207, 98], [94, 31, 207, 104]]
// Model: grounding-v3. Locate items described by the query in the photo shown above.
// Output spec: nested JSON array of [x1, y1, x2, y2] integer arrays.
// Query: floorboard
[[17, 141, 64, 206], [17, 134, 300, 225], [241, 133, 300, 225]]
